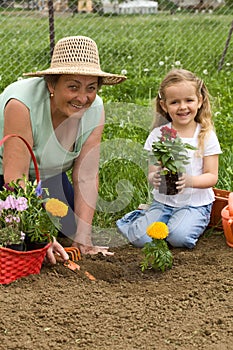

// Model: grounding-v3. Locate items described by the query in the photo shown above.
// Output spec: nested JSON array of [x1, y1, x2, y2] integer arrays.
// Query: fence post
[[218, 20, 233, 72], [48, 0, 55, 59]]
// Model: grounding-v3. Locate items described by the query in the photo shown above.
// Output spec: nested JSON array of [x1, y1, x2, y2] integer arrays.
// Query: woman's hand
[[46, 237, 69, 265], [73, 242, 114, 256]]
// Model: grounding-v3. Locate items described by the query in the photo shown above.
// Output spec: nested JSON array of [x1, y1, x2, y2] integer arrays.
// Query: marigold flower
[[45, 198, 68, 217], [146, 222, 169, 240]]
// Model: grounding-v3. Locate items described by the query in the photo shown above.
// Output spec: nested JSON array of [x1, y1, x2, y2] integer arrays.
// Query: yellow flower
[[45, 198, 68, 217], [146, 222, 169, 240]]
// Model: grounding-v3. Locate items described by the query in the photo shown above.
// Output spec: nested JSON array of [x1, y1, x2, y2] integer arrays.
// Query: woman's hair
[[152, 68, 213, 154], [44, 75, 103, 89]]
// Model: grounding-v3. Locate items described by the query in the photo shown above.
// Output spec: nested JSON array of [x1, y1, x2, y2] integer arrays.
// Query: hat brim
[[23, 68, 127, 85]]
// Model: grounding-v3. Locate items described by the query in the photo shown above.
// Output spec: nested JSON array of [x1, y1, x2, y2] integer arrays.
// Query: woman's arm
[[71, 110, 113, 255], [3, 99, 33, 183], [3, 99, 69, 264]]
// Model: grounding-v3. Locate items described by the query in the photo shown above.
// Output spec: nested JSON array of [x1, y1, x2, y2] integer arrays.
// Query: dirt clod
[[0, 230, 232, 350]]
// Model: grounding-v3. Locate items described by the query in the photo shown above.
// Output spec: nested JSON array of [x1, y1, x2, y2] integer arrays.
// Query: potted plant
[[151, 125, 196, 195], [0, 176, 68, 251]]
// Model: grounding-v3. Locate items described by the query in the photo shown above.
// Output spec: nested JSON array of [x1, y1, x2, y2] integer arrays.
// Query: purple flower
[[35, 181, 43, 197], [3, 183, 15, 192]]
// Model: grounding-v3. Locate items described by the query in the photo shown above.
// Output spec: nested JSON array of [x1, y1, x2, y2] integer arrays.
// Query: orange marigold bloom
[[45, 198, 68, 217], [146, 222, 169, 240]]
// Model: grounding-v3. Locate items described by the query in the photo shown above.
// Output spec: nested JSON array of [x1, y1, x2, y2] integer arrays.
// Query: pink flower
[[0, 200, 5, 211], [160, 126, 177, 140], [5, 215, 13, 223], [15, 197, 28, 211], [13, 216, 20, 223], [4, 195, 17, 210]]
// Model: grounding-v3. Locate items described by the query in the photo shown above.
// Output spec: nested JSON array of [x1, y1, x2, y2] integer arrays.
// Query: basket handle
[[0, 134, 40, 183]]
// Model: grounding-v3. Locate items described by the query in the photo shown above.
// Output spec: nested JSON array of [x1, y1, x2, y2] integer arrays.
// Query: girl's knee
[[167, 231, 197, 249]]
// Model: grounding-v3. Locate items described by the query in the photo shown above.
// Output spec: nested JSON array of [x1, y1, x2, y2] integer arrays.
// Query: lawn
[[0, 10, 232, 227]]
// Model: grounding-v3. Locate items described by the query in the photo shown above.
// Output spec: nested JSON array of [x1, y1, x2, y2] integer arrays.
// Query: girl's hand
[[148, 171, 161, 190], [175, 174, 185, 193], [178, 173, 193, 190], [176, 173, 192, 192], [73, 243, 114, 256]]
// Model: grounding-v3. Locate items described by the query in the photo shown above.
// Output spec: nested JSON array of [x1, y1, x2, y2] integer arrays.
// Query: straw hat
[[23, 36, 127, 85]]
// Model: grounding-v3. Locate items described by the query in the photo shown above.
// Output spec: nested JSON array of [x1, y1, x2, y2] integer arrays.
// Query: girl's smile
[[160, 81, 203, 129]]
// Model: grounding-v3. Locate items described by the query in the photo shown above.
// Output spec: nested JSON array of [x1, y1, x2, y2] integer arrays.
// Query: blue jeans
[[116, 200, 212, 249], [0, 173, 77, 237]]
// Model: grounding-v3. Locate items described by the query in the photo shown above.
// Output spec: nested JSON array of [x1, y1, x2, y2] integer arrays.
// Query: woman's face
[[48, 74, 99, 119]]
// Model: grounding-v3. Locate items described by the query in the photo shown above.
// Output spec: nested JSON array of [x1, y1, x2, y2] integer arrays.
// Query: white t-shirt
[[144, 122, 222, 207]]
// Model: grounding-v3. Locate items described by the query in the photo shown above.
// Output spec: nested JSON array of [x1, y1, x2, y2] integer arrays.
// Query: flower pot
[[26, 241, 48, 251], [221, 192, 233, 248], [208, 188, 231, 229], [6, 243, 24, 251], [159, 172, 179, 195], [24, 235, 48, 251]]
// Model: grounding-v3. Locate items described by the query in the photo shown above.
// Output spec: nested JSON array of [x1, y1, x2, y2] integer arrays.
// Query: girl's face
[[48, 74, 98, 119], [160, 81, 203, 128]]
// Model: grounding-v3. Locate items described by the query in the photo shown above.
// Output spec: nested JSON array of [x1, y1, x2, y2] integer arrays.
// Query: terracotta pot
[[208, 188, 231, 229], [159, 172, 179, 195], [221, 192, 233, 248]]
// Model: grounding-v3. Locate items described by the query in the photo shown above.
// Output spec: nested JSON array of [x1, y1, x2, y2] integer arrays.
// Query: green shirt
[[0, 77, 103, 180]]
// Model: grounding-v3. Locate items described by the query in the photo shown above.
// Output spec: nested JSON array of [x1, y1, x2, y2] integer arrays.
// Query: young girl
[[116, 68, 222, 249]]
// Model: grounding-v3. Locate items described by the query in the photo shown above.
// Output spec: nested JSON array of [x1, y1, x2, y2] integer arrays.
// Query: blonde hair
[[152, 69, 213, 154]]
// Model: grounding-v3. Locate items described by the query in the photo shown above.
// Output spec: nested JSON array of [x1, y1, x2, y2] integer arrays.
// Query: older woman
[[0, 36, 126, 263]]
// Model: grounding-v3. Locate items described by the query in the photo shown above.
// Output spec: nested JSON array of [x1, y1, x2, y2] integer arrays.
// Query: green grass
[[0, 11, 232, 228]]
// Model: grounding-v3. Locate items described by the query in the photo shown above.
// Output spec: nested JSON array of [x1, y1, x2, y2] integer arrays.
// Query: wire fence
[[1, 1, 233, 96], [0, 1, 232, 214]]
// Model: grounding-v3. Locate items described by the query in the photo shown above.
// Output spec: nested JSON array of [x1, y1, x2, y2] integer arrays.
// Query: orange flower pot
[[221, 192, 233, 248], [208, 188, 231, 229]]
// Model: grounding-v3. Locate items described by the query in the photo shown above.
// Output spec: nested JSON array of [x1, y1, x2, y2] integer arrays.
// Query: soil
[[0, 229, 233, 350]]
